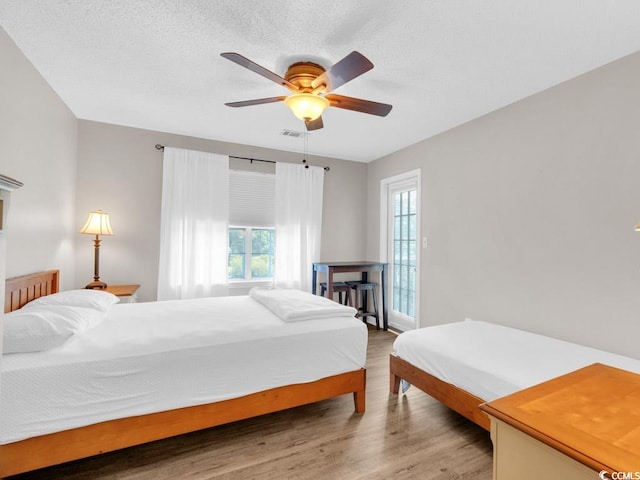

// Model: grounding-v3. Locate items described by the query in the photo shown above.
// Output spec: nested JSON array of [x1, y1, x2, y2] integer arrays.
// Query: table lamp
[[80, 210, 113, 289]]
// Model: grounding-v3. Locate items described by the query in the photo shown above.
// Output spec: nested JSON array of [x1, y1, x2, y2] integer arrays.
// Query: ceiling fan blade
[[305, 116, 324, 131], [225, 96, 286, 107], [325, 94, 392, 117], [311, 51, 374, 92], [221, 52, 299, 91]]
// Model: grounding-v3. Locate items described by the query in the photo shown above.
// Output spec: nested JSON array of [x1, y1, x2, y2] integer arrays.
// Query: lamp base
[[85, 280, 108, 290]]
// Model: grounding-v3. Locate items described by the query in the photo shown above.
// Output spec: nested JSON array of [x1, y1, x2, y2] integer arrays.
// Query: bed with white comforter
[[393, 319, 640, 402], [391, 319, 640, 429], [2, 289, 367, 445]]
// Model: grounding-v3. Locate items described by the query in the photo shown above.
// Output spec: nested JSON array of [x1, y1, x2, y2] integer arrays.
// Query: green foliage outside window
[[228, 228, 246, 279], [228, 227, 275, 280], [251, 229, 275, 278]]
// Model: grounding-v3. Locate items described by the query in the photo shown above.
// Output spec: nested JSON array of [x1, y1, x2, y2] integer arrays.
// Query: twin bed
[[390, 318, 640, 430], [0, 270, 367, 477]]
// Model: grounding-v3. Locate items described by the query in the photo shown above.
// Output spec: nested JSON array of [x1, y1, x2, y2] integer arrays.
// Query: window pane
[[401, 216, 408, 239], [251, 228, 275, 278], [228, 228, 246, 279], [229, 228, 245, 253], [409, 214, 416, 240], [399, 287, 408, 315], [228, 254, 245, 279], [402, 265, 410, 290], [228, 227, 275, 280], [251, 254, 273, 278], [409, 189, 416, 214], [252, 229, 274, 254], [408, 290, 415, 317], [409, 240, 416, 266], [394, 216, 401, 240]]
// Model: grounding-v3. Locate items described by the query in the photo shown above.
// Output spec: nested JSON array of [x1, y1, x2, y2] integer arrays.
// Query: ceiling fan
[[221, 51, 392, 131]]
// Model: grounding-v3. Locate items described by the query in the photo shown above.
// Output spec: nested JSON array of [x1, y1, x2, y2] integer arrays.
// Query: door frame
[[379, 169, 421, 331]]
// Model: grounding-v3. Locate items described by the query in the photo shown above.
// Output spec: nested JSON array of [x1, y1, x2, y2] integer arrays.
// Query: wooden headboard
[[4, 270, 60, 313]]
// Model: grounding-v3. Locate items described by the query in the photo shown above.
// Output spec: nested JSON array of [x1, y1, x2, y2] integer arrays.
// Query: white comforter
[[1, 294, 367, 444]]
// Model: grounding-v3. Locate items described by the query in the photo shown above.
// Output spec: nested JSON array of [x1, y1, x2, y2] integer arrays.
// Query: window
[[228, 170, 276, 282], [228, 227, 275, 280]]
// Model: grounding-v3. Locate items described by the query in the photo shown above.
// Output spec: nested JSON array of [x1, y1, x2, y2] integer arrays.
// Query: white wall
[[0, 26, 78, 289], [367, 51, 640, 358], [75, 121, 368, 301]]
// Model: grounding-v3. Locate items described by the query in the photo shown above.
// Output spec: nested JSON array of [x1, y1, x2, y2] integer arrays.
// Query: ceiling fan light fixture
[[284, 93, 329, 121]]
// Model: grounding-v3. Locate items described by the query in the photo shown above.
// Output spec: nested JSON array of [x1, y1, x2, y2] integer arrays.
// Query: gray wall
[[367, 51, 640, 358], [75, 121, 367, 301], [0, 27, 78, 289]]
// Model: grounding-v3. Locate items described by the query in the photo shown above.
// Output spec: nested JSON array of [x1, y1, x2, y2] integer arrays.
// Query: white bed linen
[[1, 295, 367, 445], [393, 319, 640, 402], [250, 287, 357, 322]]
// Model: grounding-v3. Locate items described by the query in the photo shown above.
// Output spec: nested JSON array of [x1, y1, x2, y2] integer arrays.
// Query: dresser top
[[481, 363, 640, 473]]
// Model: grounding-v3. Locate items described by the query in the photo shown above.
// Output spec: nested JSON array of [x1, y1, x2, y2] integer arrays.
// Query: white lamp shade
[[284, 93, 329, 121], [80, 210, 113, 235]]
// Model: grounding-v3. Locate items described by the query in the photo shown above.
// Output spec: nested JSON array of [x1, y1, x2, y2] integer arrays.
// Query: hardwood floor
[[10, 329, 493, 480]]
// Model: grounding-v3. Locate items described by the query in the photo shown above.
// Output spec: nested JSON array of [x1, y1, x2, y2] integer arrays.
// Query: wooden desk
[[312, 261, 388, 330], [481, 363, 640, 479]]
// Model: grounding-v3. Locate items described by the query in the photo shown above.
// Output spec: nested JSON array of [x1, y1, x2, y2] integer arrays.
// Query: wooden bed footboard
[[389, 353, 489, 430]]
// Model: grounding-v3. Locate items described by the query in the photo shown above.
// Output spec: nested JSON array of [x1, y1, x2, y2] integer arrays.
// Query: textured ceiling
[[2, 1, 640, 162]]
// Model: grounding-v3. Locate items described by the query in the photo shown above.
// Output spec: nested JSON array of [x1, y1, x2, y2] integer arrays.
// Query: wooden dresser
[[481, 363, 640, 479]]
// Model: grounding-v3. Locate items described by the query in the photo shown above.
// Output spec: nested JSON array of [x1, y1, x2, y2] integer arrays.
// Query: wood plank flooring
[[9, 329, 493, 480]]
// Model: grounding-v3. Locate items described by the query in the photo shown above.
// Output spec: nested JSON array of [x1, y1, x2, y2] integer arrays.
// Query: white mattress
[[393, 319, 640, 402], [1, 295, 367, 444]]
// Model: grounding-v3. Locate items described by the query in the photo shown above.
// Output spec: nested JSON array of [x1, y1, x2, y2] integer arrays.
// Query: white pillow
[[3, 305, 106, 354], [23, 289, 119, 313]]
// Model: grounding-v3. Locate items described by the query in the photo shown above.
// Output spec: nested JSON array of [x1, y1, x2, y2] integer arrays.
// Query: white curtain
[[157, 147, 229, 300], [274, 163, 324, 291]]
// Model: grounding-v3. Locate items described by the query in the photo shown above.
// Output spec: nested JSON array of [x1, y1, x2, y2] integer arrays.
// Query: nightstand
[[104, 284, 140, 303]]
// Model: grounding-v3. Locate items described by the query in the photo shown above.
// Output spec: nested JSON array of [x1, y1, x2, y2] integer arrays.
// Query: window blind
[[229, 170, 275, 227]]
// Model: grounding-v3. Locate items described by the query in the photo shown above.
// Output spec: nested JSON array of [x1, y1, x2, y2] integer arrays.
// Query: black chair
[[346, 280, 380, 329], [319, 281, 353, 306]]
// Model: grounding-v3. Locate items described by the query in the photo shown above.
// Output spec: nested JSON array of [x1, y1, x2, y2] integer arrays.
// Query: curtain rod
[[155, 144, 330, 171]]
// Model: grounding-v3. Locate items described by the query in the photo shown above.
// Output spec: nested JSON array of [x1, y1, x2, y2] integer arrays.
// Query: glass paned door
[[382, 170, 420, 332], [393, 189, 417, 318]]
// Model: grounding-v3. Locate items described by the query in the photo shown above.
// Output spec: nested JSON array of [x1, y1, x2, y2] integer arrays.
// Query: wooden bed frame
[[389, 353, 490, 430], [3, 269, 60, 313], [0, 270, 366, 477]]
